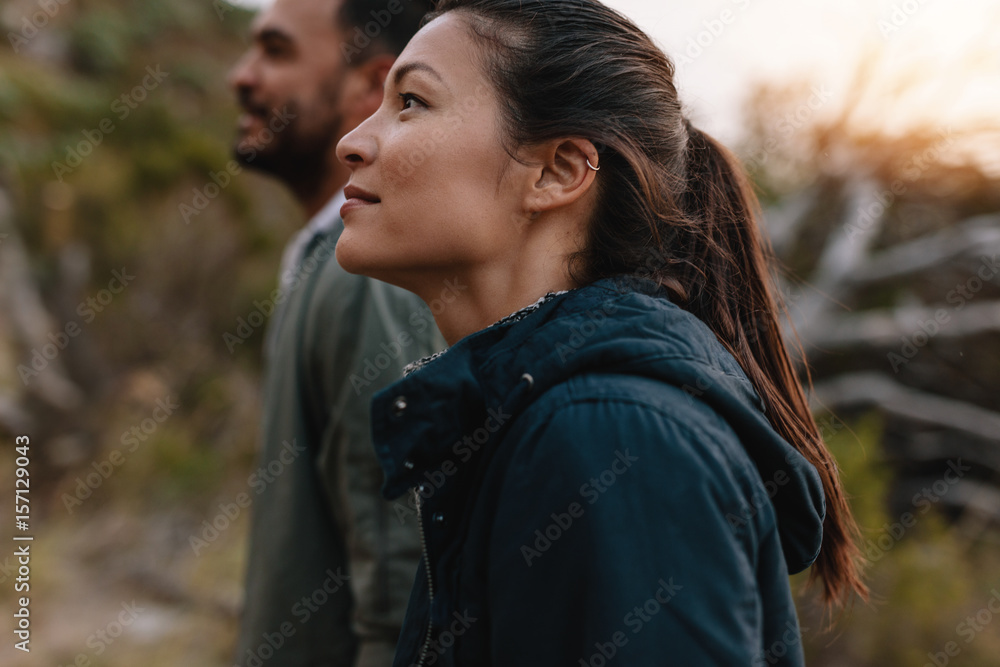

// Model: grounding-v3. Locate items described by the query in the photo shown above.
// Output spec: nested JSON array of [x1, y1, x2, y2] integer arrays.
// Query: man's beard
[[232, 82, 343, 199]]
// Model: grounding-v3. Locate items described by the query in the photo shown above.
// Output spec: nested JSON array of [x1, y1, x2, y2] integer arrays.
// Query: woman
[[335, 0, 866, 664]]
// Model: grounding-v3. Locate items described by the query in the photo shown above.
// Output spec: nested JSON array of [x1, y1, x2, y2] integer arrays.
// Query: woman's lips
[[342, 184, 381, 218], [340, 197, 378, 218]]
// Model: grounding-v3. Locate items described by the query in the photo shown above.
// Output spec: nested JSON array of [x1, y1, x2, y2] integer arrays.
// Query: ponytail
[[674, 120, 867, 607]]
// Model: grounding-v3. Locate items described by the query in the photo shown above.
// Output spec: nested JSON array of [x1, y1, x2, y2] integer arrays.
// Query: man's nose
[[227, 53, 256, 93]]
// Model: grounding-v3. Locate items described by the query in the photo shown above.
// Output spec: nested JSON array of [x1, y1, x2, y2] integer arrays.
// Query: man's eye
[[261, 41, 291, 58], [398, 93, 424, 111]]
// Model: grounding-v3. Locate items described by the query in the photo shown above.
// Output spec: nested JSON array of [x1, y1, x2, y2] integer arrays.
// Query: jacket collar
[[371, 289, 571, 499], [370, 276, 672, 499]]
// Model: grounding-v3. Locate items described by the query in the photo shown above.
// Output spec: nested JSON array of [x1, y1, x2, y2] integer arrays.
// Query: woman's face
[[335, 13, 522, 291]]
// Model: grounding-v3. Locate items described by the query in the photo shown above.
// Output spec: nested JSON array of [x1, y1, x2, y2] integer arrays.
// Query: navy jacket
[[371, 276, 825, 666]]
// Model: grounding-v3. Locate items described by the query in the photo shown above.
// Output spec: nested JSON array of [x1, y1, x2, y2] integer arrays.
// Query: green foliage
[[68, 8, 133, 76], [797, 415, 1000, 666]]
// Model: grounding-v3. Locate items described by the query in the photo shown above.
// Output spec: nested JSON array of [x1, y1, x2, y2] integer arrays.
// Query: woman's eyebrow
[[392, 61, 448, 90]]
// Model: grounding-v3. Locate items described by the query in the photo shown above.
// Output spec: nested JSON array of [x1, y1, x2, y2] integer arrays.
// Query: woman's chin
[[334, 237, 377, 277], [334, 237, 407, 288]]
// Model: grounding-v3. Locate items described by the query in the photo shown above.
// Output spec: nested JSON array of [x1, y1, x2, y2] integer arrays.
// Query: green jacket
[[235, 219, 445, 667]]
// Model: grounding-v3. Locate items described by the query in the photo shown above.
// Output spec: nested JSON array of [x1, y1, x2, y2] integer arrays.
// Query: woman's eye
[[398, 93, 423, 111]]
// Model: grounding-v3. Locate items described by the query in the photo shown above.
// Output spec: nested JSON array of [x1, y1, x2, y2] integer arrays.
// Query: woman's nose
[[337, 107, 384, 170]]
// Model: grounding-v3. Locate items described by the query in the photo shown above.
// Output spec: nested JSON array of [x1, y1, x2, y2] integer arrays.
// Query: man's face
[[228, 0, 348, 182]]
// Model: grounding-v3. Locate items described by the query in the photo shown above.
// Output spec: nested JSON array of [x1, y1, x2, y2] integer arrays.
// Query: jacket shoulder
[[499, 373, 766, 522], [516, 373, 746, 461]]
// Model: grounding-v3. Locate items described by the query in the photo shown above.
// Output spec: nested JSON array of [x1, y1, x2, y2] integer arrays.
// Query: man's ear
[[340, 53, 396, 124], [522, 137, 600, 217]]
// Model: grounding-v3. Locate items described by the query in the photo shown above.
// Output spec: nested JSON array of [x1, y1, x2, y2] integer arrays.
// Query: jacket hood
[[372, 275, 825, 574]]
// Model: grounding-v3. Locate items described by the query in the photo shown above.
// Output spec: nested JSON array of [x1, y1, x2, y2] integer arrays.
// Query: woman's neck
[[417, 251, 577, 346]]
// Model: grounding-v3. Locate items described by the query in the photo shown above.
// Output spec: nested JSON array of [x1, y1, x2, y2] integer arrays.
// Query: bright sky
[[237, 0, 1000, 165], [616, 0, 1000, 144]]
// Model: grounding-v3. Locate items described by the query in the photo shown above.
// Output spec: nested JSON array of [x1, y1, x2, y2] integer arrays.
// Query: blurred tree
[[740, 48, 1000, 666]]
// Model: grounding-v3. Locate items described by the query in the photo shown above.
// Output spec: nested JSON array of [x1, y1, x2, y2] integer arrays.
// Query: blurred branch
[[784, 180, 887, 335], [0, 187, 83, 411], [812, 372, 1000, 443], [886, 431, 1000, 478], [762, 184, 824, 256], [847, 214, 1000, 285], [894, 478, 1000, 522], [807, 301, 1000, 349]]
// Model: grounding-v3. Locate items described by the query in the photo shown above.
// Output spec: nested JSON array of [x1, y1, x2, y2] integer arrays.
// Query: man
[[227, 1, 440, 665]]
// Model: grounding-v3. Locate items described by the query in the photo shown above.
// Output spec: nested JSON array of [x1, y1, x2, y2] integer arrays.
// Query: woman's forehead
[[393, 13, 482, 89]]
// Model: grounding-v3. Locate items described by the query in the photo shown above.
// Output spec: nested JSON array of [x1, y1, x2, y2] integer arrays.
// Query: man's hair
[[337, 0, 435, 60]]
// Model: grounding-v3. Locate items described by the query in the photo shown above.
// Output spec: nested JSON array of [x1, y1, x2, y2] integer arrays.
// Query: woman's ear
[[522, 137, 600, 217]]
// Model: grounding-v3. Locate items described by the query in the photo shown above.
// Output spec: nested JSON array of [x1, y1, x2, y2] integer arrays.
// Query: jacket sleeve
[[487, 395, 768, 666], [235, 240, 361, 667], [306, 268, 445, 647]]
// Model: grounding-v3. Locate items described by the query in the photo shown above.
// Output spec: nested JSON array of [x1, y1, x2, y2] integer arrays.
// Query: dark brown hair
[[429, 0, 866, 607], [338, 0, 435, 61]]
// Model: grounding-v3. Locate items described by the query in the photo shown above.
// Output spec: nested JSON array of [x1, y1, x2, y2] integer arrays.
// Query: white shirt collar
[[277, 189, 346, 290], [304, 189, 346, 237]]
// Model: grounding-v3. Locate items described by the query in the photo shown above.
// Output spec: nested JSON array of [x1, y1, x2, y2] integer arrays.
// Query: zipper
[[414, 486, 435, 667], [375, 495, 389, 613]]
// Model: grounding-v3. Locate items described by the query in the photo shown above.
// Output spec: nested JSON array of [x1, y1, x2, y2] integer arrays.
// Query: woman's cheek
[[429, 125, 448, 145]]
